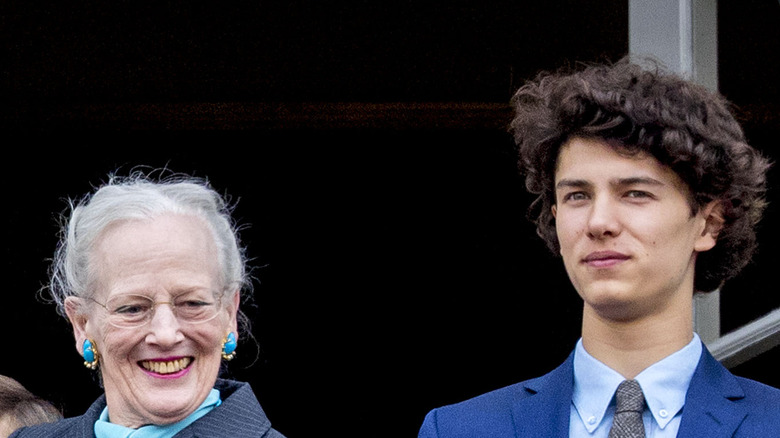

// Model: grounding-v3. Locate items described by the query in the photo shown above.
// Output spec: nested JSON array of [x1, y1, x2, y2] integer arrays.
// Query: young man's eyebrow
[[555, 176, 665, 190], [612, 176, 665, 187], [555, 179, 591, 190]]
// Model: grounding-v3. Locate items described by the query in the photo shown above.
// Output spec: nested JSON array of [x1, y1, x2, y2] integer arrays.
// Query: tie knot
[[615, 380, 644, 413]]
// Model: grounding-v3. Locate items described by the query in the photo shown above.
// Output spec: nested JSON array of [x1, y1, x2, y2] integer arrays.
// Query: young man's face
[[552, 136, 718, 322]]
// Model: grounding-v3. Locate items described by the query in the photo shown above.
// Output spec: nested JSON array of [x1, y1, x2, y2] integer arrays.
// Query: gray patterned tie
[[608, 379, 646, 438]]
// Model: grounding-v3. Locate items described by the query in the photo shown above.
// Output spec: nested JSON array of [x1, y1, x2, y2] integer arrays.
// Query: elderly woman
[[11, 171, 285, 438]]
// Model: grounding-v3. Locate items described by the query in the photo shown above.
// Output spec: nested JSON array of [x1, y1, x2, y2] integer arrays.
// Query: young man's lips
[[582, 251, 630, 266]]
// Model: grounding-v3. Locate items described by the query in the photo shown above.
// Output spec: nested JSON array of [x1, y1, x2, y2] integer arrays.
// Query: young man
[[418, 58, 780, 437]]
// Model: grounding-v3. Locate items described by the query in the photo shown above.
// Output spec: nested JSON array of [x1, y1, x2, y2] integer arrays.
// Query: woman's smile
[[139, 357, 193, 376]]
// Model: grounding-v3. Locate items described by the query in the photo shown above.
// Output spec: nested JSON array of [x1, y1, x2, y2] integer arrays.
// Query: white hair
[[47, 169, 253, 334]]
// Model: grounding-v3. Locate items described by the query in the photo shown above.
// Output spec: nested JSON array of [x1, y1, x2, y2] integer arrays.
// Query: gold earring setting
[[83, 339, 99, 370]]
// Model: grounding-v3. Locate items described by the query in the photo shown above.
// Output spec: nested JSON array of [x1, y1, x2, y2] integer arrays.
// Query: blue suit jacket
[[10, 379, 285, 438], [419, 344, 780, 437]]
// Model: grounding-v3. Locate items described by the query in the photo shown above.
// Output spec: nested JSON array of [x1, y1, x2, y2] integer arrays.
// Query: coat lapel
[[182, 379, 274, 438], [676, 345, 748, 438], [511, 353, 574, 438]]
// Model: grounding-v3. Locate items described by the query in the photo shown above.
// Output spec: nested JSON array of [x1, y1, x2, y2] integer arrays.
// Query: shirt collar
[[572, 333, 702, 433], [635, 334, 701, 428]]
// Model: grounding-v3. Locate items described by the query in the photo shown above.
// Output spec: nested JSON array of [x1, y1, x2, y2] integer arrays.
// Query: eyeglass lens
[[104, 291, 220, 327]]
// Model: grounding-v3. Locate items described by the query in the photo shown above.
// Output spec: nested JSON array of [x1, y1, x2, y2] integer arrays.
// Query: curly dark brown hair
[[510, 57, 770, 293]]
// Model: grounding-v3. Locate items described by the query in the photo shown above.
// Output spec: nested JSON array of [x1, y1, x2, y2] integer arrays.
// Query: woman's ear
[[695, 200, 725, 252], [228, 289, 241, 335], [64, 296, 90, 356], [551, 204, 557, 218]]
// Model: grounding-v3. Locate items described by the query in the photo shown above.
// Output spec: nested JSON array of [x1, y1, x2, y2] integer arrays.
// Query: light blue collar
[[634, 335, 701, 429], [95, 388, 222, 438], [572, 333, 701, 433]]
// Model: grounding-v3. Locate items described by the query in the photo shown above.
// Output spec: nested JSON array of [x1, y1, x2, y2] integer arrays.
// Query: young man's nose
[[586, 197, 621, 239]]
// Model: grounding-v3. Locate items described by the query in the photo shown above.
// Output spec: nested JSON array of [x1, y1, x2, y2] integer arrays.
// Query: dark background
[[2, 1, 778, 438]]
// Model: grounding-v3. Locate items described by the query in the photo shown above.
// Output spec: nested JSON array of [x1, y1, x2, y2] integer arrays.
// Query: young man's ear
[[695, 200, 725, 252], [551, 204, 557, 218]]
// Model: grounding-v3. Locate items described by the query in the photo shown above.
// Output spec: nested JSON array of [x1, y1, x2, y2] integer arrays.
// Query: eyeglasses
[[87, 290, 224, 328]]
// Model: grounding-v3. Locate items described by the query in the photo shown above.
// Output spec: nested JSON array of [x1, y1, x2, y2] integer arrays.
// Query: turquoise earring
[[222, 332, 237, 361], [83, 339, 99, 370]]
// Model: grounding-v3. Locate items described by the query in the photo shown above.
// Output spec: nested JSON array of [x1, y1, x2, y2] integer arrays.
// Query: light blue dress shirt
[[94, 388, 222, 438], [569, 333, 702, 437]]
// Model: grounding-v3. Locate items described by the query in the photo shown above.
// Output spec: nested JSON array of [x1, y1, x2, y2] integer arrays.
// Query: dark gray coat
[[10, 379, 285, 438]]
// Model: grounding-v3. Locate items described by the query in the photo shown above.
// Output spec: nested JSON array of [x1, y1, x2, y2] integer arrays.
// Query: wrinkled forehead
[[87, 214, 223, 297]]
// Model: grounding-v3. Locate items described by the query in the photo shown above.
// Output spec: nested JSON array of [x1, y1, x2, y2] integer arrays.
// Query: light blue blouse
[[94, 389, 222, 438]]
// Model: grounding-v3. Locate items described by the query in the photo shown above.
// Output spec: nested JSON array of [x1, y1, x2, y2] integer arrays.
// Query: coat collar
[[510, 352, 575, 438], [69, 379, 275, 438], [676, 345, 747, 438]]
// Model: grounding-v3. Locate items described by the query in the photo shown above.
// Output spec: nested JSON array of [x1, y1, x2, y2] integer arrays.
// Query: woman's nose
[[145, 303, 184, 346]]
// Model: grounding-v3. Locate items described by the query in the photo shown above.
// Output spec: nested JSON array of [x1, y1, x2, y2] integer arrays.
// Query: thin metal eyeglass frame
[[84, 291, 224, 328]]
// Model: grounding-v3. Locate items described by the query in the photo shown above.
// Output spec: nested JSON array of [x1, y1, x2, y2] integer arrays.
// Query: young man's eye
[[563, 192, 588, 202], [625, 190, 652, 199]]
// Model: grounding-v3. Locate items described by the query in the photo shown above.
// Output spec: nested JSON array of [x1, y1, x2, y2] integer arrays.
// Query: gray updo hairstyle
[[47, 169, 253, 336]]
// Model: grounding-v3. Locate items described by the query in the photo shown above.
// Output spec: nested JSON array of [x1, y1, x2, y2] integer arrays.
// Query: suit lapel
[[676, 345, 747, 438], [511, 353, 574, 438]]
